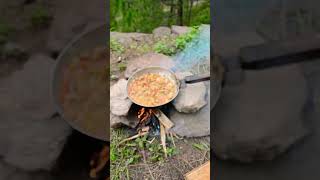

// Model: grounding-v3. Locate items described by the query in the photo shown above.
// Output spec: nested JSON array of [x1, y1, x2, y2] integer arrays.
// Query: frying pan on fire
[[126, 66, 211, 108], [52, 23, 108, 141]]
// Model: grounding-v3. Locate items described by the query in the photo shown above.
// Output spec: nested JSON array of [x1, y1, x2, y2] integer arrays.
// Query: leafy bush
[[0, 22, 13, 44], [30, 7, 52, 28], [154, 41, 176, 56], [111, 0, 164, 33], [175, 26, 199, 50], [154, 26, 200, 56]]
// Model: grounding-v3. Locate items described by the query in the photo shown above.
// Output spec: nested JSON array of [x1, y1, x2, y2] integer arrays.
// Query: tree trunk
[[168, 0, 174, 25], [177, 0, 183, 25], [188, 0, 194, 25]]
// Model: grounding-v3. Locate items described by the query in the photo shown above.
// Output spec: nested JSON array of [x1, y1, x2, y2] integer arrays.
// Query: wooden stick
[[118, 132, 148, 146], [160, 123, 167, 158], [170, 132, 176, 147], [153, 109, 174, 130]]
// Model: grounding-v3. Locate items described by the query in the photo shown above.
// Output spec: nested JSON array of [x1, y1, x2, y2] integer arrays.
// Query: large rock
[[0, 159, 53, 180], [111, 32, 151, 47], [170, 82, 210, 137], [110, 79, 132, 116], [213, 64, 309, 162], [125, 53, 175, 78], [110, 113, 137, 129], [4, 115, 71, 171], [47, 0, 105, 53], [152, 26, 171, 38], [173, 83, 207, 113], [0, 54, 72, 171], [1, 42, 29, 60], [171, 25, 190, 35]]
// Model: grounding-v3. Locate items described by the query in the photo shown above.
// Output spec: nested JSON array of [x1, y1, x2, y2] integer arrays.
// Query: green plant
[[110, 38, 124, 54], [30, 7, 52, 28], [117, 62, 127, 71], [154, 41, 176, 56], [110, 129, 141, 180], [0, 22, 13, 44], [175, 26, 199, 50], [111, 0, 164, 32], [111, 129, 179, 179]]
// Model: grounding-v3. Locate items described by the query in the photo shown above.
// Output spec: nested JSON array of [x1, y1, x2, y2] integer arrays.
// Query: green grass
[[192, 142, 210, 151], [111, 129, 178, 180], [30, 7, 52, 28]]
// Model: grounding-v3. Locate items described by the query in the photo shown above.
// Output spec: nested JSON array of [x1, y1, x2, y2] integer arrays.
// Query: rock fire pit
[[110, 67, 210, 138]]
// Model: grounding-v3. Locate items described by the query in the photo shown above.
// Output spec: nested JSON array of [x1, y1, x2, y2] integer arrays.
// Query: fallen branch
[[89, 146, 109, 178], [118, 132, 149, 146], [153, 109, 174, 130], [169, 132, 176, 147], [160, 123, 167, 158]]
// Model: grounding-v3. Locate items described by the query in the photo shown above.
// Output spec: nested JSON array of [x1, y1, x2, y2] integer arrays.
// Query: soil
[[128, 137, 210, 180]]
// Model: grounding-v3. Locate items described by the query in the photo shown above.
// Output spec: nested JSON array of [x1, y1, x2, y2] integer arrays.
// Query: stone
[[110, 113, 137, 129], [125, 53, 175, 78], [1, 42, 29, 60], [170, 82, 210, 137], [110, 79, 132, 116], [4, 115, 70, 172], [0, 159, 53, 180], [0, 160, 15, 180], [47, 0, 105, 53], [171, 25, 190, 35], [111, 74, 119, 81], [0, 54, 72, 171], [152, 26, 171, 38], [213, 64, 309, 162], [173, 82, 207, 113], [111, 32, 151, 47]]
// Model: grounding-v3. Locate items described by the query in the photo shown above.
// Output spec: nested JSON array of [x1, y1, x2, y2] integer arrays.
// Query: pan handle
[[184, 73, 210, 83]]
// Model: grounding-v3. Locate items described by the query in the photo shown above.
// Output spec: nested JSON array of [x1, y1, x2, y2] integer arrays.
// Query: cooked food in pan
[[59, 47, 107, 136], [128, 73, 177, 106]]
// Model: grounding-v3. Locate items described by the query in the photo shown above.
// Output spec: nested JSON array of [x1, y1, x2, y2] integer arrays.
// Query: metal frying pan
[[51, 23, 108, 141], [126, 66, 210, 107]]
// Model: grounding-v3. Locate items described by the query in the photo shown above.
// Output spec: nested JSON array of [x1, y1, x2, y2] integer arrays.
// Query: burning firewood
[[160, 123, 167, 158], [153, 109, 174, 130], [89, 145, 109, 179], [134, 107, 176, 159]]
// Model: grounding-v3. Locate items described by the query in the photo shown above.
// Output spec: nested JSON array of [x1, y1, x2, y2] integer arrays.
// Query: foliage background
[[110, 0, 210, 32]]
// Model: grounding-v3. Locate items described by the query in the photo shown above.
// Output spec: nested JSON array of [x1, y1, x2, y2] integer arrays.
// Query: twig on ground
[[118, 131, 148, 146], [170, 132, 176, 147]]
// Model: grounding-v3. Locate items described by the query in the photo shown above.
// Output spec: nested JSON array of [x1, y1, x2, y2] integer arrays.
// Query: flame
[[137, 107, 153, 123], [89, 145, 109, 179]]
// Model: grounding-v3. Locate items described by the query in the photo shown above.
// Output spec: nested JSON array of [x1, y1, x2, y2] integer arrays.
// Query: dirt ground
[[128, 136, 210, 180]]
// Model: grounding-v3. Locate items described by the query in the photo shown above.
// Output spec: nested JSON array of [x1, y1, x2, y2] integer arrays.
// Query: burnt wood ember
[[52, 131, 109, 180], [135, 104, 171, 135]]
